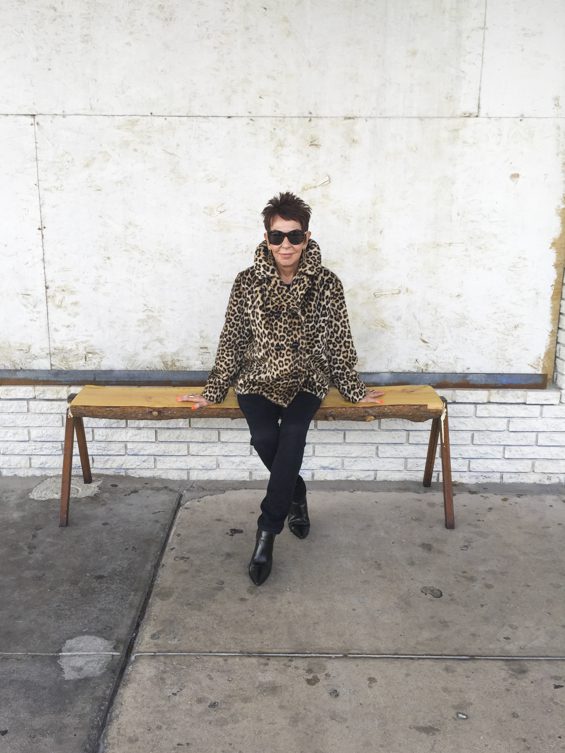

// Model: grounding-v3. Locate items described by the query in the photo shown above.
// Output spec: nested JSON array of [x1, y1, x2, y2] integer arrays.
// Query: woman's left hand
[[358, 388, 386, 403], [176, 394, 210, 408]]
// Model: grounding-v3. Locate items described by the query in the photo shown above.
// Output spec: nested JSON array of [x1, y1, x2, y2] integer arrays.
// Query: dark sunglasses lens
[[268, 231, 285, 244], [287, 231, 305, 244]]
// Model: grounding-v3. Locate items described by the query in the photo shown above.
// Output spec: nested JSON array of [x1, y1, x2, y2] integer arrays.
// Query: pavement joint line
[[0, 652, 121, 657], [131, 651, 565, 661], [93, 487, 186, 750]]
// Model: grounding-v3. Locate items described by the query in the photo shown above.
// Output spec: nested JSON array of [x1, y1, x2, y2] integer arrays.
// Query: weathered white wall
[[1, 0, 564, 377], [2, 0, 485, 117]]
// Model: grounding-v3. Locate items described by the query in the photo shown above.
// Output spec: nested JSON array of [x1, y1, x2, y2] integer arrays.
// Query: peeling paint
[[0, 342, 48, 369], [372, 288, 403, 298], [160, 354, 186, 370], [51, 344, 103, 370], [203, 203, 226, 216], [84, 349, 103, 365], [302, 175, 331, 191], [544, 196, 565, 380]]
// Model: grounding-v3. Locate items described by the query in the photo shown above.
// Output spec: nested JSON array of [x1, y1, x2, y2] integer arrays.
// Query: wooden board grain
[[69, 384, 444, 422]]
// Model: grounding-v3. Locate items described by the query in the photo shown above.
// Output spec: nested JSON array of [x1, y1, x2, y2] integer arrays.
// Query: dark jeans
[[237, 391, 322, 534]]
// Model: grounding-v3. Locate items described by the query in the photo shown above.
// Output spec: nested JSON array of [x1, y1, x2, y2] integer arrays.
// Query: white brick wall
[[0, 383, 564, 483]]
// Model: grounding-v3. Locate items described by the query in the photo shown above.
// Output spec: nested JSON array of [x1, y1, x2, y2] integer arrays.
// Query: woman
[[178, 192, 383, 585]]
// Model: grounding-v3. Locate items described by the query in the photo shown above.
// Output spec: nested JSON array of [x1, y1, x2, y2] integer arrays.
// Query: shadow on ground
[[0, 474, 182, 753]]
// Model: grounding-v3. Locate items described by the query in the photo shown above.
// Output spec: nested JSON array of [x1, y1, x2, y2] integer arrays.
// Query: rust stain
[[544, 196, 565, 381]]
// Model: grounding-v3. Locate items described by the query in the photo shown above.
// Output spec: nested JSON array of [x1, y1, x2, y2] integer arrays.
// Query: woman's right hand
[[358, 388, 385, 403], [176, 393, 211, 408]]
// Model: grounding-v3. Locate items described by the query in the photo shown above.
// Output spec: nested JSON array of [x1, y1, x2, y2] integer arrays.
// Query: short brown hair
[[261, 192, 312, 232]]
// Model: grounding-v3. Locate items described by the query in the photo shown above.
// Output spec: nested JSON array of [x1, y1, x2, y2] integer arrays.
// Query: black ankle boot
[[288, 495, 310, 539], [248, 529, 275, 586]]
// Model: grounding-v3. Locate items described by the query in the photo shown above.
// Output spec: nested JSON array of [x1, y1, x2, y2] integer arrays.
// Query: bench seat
[[61, 384, 454, 528]]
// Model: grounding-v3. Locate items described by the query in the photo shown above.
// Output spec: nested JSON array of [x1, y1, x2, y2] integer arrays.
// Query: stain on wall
[[544, 199, 565, 379]]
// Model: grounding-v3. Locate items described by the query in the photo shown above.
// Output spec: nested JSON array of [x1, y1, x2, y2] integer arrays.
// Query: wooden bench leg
[[74, 416, 92, 484], [439, 398, 455, 529], [60, 410, 75, 527], [423, 416, 440, 487]]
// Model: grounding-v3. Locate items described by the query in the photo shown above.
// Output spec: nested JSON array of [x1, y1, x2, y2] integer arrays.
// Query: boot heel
[[248, 529, 275, 585]]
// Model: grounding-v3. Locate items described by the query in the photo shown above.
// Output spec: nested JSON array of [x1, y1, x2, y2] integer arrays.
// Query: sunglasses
[[267, 230, 307, 246]]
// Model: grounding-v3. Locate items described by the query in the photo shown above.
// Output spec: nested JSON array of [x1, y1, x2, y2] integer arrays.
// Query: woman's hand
[[176, 393, 211, 408], [358, 388, 386, 403]]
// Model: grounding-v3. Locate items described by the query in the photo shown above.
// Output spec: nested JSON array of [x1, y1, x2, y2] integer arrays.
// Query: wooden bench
[[60, 384, 454, 529]]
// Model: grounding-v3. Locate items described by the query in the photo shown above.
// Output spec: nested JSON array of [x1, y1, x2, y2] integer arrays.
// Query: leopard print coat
[[201, 238, 367, 407]]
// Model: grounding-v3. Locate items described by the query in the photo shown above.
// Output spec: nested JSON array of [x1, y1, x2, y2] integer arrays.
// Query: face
[[265, 215, 311, 277]]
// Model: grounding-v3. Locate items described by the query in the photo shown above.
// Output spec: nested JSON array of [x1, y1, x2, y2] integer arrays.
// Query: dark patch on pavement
[[421, 586, 443, 598]]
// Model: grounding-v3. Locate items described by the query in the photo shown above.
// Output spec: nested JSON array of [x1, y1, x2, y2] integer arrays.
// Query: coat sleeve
[[202, 272, 251, 403], [325, 276, 367, 403]]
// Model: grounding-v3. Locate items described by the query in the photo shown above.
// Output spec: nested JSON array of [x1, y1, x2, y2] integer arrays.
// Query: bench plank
[[70, 385, 444, 422]]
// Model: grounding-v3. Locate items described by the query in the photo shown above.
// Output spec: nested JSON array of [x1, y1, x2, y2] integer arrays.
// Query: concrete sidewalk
[[1, 477, 564, 752], [0, 475, 182, 753]]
